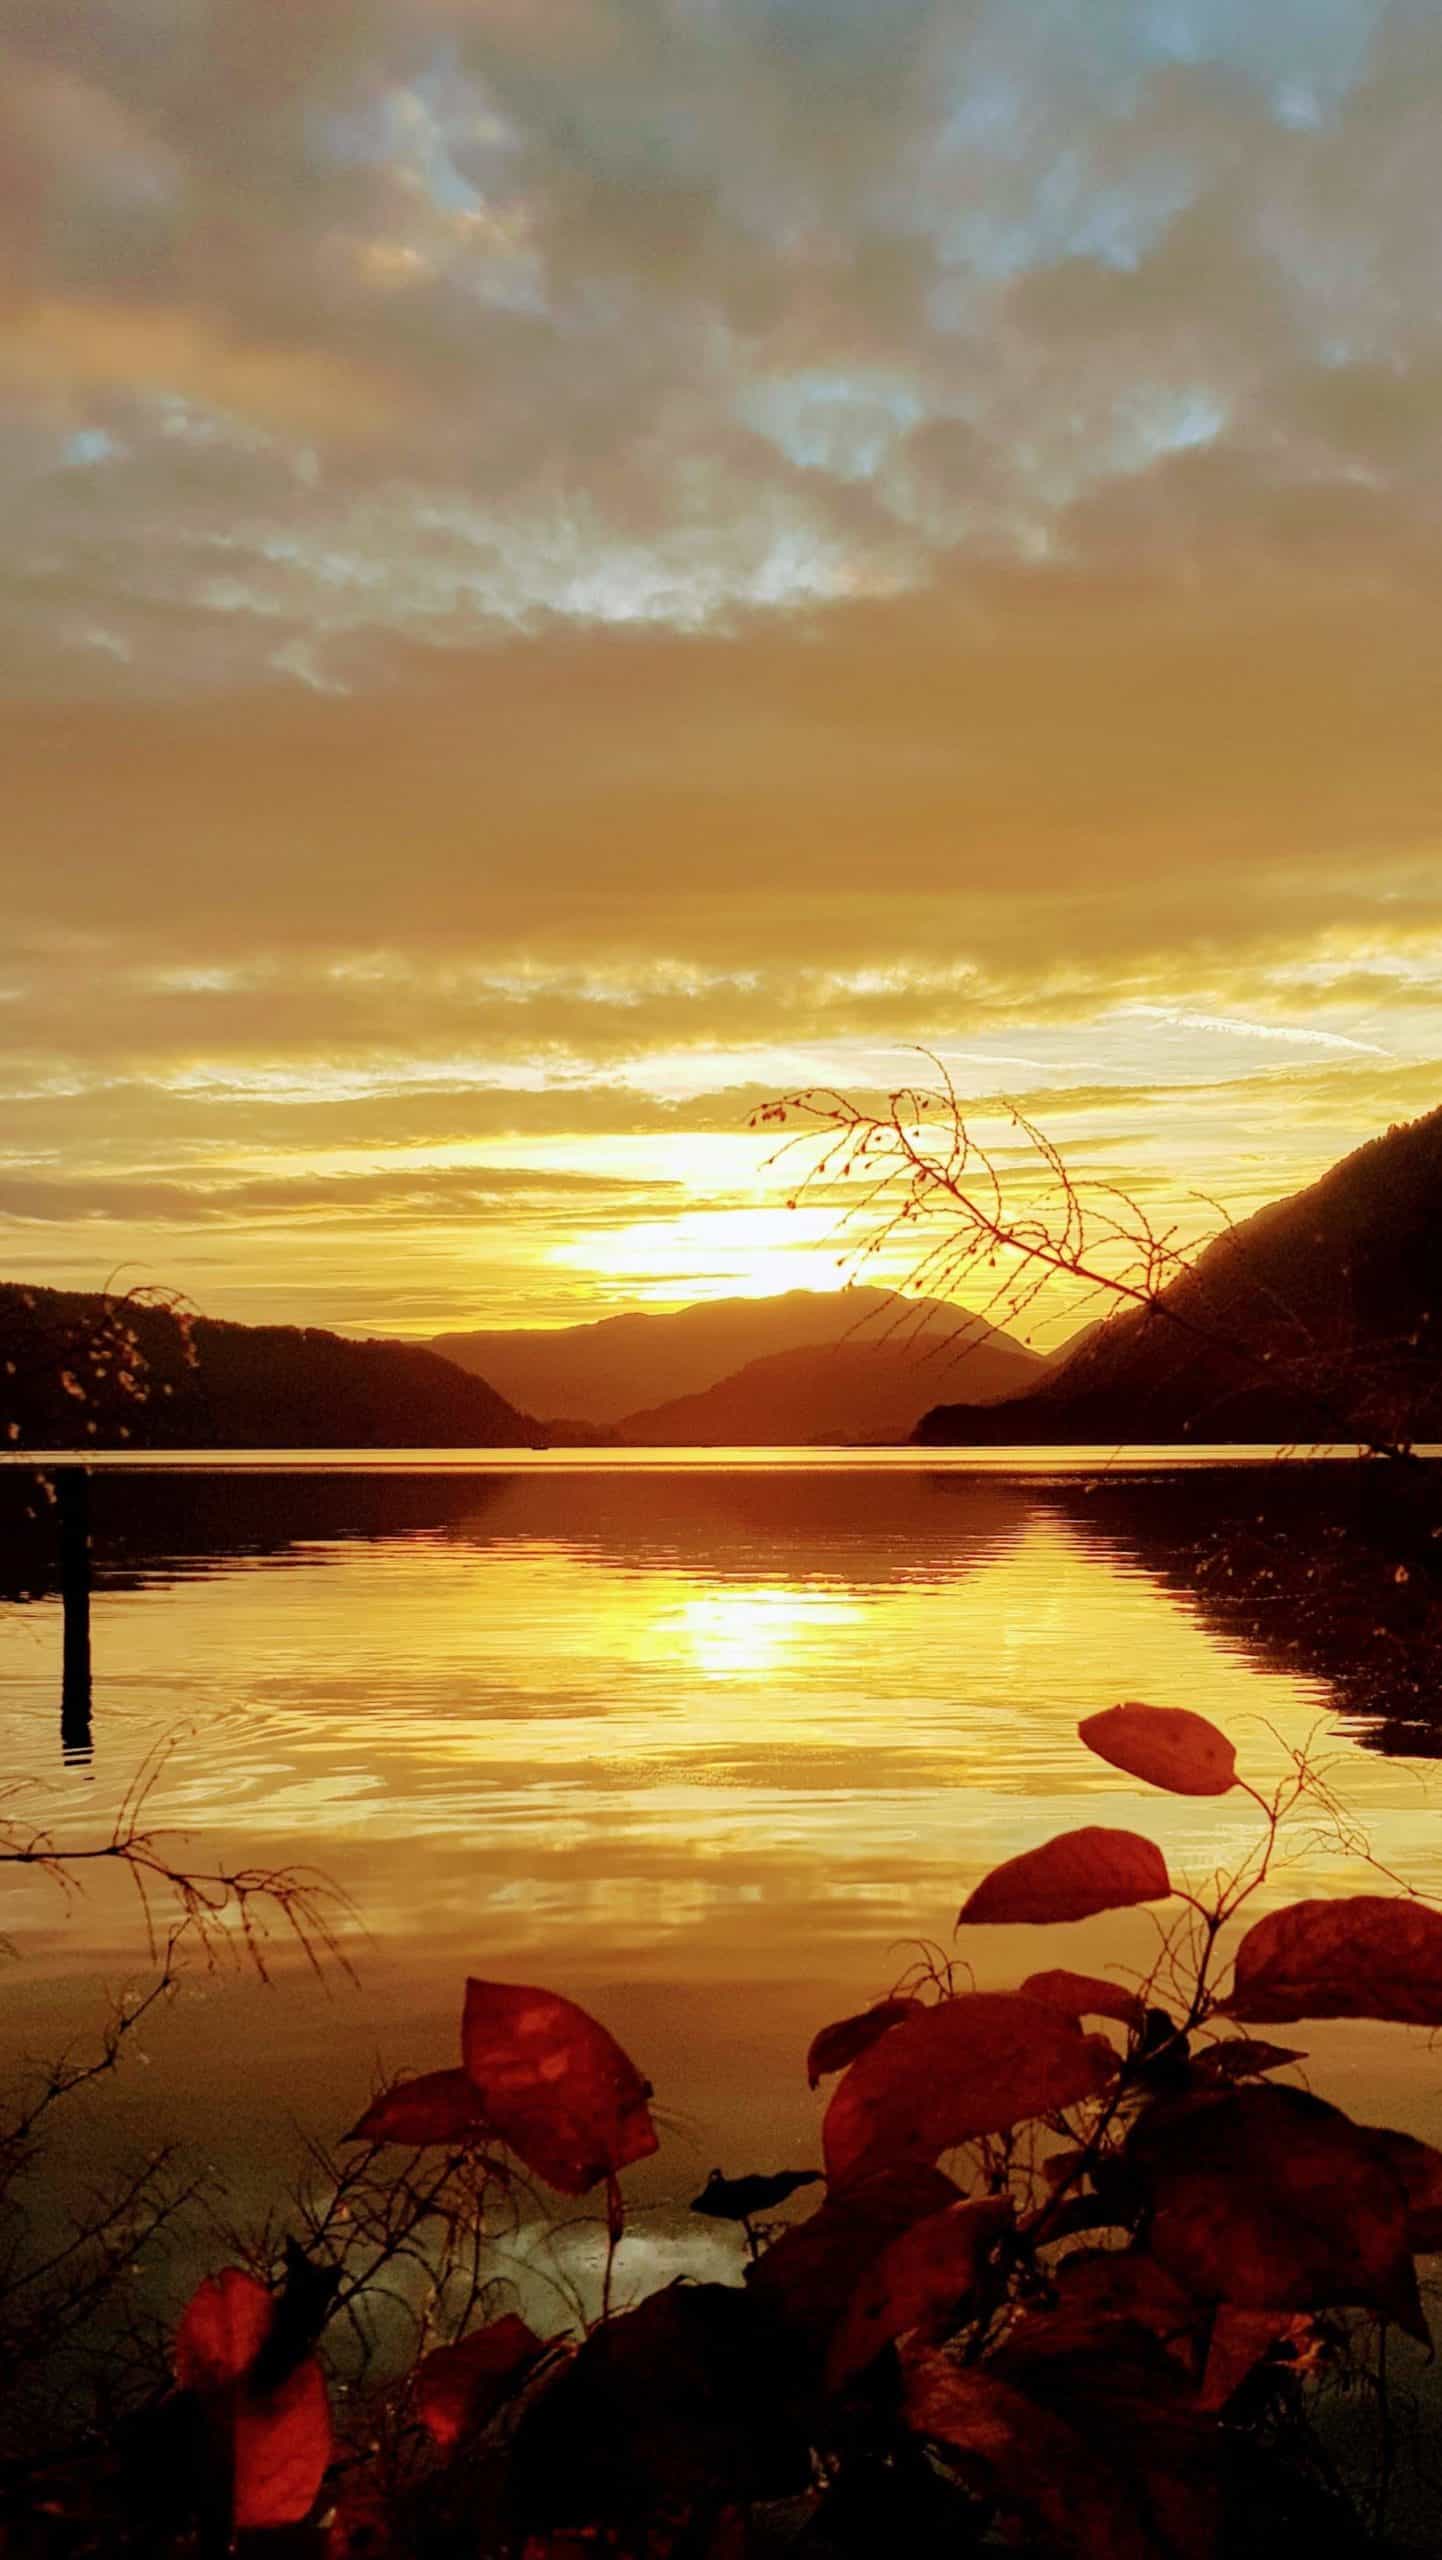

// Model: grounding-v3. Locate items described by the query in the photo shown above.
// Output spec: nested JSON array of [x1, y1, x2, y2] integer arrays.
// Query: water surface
[[3, 1452, 1441, 2283]]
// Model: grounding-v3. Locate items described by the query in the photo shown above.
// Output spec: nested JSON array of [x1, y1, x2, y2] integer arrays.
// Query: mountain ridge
[[434, 1284, 1040, 1427], [0, 1283, 538, 1449], [614, 1323, 1040, 1445], [914, 1101, 1442, 1448]]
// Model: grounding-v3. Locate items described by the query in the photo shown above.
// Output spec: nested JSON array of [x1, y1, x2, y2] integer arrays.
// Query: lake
[[4, 1449, 1442, 2317]]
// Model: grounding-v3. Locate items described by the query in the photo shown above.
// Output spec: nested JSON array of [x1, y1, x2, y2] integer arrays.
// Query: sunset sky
[[4, 0, 1441, 1338]]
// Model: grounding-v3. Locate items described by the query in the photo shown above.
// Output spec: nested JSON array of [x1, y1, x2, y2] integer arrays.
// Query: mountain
[[0, 1284, 537, 1449], [617, 1326, 1041, 1445], [434, 1285, 1036, 1427], [914, 1102, 1442, 1448]]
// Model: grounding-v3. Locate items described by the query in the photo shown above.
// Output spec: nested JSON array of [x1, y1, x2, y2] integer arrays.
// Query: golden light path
[[3, 1472, 1440, 2277]]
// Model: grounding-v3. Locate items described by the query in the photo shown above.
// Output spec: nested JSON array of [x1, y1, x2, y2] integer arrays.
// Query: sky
[[3, 0, 1441, 1340]]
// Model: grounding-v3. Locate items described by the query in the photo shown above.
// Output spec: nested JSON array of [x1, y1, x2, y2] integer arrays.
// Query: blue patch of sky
[[1138, 0, 1383, 112], [1114, 386, 1228, 469], [916, 0, 1382, 291], [305, 47, 494, 219], [927, 149, 1194, 287], [62, 428, 120, 469], [737, 370, 924, 480]]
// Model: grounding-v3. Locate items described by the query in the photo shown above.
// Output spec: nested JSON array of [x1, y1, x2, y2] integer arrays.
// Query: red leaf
[[1198, 2308, 1317, 2412], [904, 2354, 1155, 2560], [174, 2269, 331, 2531], [823, 1994, 1117, 2190], [1019, 1971, 1145, 2030], [827, 2196, 1013, 2387], [806, 1998, 923, 2088], [1224, 1895, 1442, 2027], [174, 2267, 273, 2393], [1130, 2084, 1428, 2342], [746, 2166, 962, 2362], [982, 2318, 1223, 2559], [1051, 2249, 1197, 2350], [461, 1980, 658, 2196], [1367, 2128, 1442, 2254], [345, 2067, 496, 2149], [1079, 1702, 1238, 1797], [413, 2314, 546, 2450], [958, 1829, 1171, 1927], [233, 2356, 332, 2530]]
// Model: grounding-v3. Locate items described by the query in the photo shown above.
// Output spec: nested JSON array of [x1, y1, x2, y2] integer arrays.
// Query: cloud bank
[[2, 0, 1440, 1325]]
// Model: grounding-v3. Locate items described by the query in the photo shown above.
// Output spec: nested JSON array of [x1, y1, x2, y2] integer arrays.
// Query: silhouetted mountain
[[615, 1327, 1039, 1445], [434, 1286, 1037, 1427], [0, 1283, 537, 1448], [915, 1102, 1442, 1447]]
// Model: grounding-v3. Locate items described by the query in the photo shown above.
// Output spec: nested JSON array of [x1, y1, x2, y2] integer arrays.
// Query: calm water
[[4, 1451, 1442, 2297]]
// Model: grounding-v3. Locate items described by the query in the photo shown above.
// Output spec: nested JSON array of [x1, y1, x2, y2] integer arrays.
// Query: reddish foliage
[[324, 2472, 392, 2557], [1079, 1701, 1238, 1797], [958, 1827, 1171, 1926], [826, 2196, 1013, 2388], [985, 2315, 1222, 2560], [461, 1979, 658, 2196], [805, 1997, 923, 2089], [1367, 2126, 1442, 2253], [413, 2313, 546, 2450], [746, 2166, 962, 2362], [506, 2283, 809, 2532], [904, 2351, 1162, 2560], [1225, 1894, 1442, 2027], [232, 2357, 332, 2531], [822, 1994, 1116, 2188], [345, 2067, 497, 2150], [1019, 1970, 1145, 2029], [1198, 2308, 1318, 2412], [174, 2267, 273, 2393], [1051, 2249, 1197, 2357], [1130, 2083, 1428, 2342], [174, 2268, 332, 2531]]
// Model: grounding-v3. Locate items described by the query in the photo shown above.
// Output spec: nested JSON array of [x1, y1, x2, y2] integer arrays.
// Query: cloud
[[3, 0, 1441, 1322], [5, 0, 1442, 686]]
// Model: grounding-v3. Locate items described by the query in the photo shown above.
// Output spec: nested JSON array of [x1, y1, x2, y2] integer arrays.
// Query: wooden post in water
[[57, 1465, 93, 1762]]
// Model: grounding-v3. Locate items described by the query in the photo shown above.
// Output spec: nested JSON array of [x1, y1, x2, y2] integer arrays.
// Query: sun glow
[[674, 1585, 864, 1680], [548, 1202, 850, 1304]]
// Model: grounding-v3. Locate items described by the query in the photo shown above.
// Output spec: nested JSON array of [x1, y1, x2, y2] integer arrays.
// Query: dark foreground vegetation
[[5, 1704, 1442, 2557], [0, 1284, 536, 1450]]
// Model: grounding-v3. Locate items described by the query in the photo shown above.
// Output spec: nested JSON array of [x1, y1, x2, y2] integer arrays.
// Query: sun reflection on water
[[672, 1584, 863, 1680], [4, 1469, 1442, 2190]]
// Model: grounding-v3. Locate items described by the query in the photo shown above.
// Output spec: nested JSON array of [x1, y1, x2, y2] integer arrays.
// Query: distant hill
[[915, 1103, 1442, 1448], [434, 1286, 1035, 1427], [616, 1326, 1040, 1445], [0, 1284, 537, 1449]]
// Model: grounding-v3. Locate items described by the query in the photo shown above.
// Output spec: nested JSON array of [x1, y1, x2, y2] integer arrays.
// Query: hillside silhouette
[[434, 1286, 1029, 1427], [616, 1324, 1038, 1445], [1, 1284, 536, 1449], [915, 1101, 1442, 1448]]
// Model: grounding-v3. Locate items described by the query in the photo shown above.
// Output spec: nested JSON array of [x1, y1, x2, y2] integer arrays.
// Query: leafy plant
[[25, 1699, 1436, 2556]]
